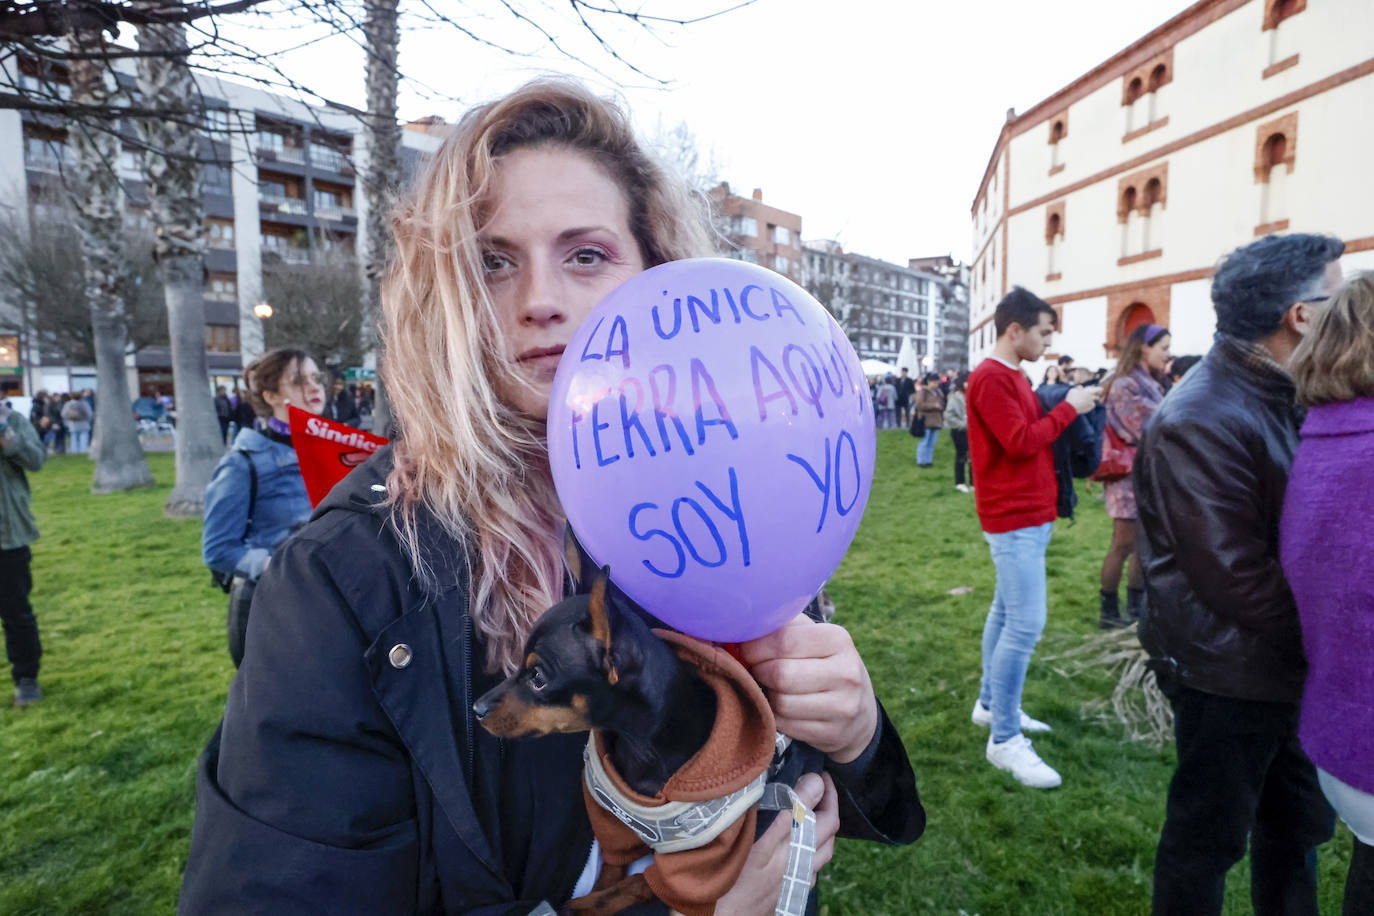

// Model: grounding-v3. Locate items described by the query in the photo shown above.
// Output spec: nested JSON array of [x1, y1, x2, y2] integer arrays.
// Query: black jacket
[[179, 446, 923, 915], [1135, 337, 1307, 704]]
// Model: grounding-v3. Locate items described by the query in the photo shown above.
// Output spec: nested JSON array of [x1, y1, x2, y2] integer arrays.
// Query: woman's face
[[482, 146, 646, 419], [262, 357, 326, 421], [1143, 334, 1172, 373]]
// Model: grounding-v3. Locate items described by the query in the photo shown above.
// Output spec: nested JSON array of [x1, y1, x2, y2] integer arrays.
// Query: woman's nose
[[518, 263, 565, 327]]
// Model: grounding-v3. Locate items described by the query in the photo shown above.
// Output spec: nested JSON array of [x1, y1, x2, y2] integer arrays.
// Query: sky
[[210, 0, 1197, 266]]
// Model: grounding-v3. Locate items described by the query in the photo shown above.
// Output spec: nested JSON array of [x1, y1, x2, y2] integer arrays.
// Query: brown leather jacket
[[1135, 337, 1307, 704]]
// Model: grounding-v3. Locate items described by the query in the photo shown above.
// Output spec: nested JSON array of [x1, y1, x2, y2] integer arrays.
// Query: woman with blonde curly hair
[[180, 80, 921, 913]]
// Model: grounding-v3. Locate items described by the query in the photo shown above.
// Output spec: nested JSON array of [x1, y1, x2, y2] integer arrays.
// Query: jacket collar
[[1300, 397, 1374, 436], [1213, 335, 1294, 394], [314, 443, 469, 593]]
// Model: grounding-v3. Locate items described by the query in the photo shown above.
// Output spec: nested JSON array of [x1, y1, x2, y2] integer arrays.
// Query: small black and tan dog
[[472, 566, 718, 798], [473, 539, 726, 914]]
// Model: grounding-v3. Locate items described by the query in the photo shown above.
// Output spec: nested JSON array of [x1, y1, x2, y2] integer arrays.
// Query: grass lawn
[[0, 439, 1355, 915]]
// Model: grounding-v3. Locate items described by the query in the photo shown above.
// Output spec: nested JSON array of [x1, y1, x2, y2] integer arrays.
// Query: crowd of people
[[27, 389, 94, 455], [965, 233, 1371, 914], [0, 76, 1368, 916]]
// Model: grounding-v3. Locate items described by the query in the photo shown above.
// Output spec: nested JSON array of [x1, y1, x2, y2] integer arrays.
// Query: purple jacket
[[1280, 397, 1374, 793]]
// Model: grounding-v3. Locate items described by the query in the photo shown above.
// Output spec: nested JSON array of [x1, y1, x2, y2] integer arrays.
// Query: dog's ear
[[564, 526, 583, 588], [586, 566, 619, 685]]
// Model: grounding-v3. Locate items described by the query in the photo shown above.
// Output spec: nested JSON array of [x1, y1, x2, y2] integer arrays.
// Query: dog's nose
[[473, 697, 492, 720]]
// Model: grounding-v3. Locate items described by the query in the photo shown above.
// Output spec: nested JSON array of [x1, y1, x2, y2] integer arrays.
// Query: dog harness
[[581, 626, 819, 916]]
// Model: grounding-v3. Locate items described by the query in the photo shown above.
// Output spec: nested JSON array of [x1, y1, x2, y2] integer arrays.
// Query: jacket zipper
[[462, 605, 475, 787]]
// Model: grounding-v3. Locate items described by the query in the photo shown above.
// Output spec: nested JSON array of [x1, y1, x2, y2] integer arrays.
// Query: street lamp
[[253, 302, 274, 320]]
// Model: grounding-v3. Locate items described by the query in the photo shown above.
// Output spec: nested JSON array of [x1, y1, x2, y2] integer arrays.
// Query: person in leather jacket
[[1135, 233, 1344, 916]]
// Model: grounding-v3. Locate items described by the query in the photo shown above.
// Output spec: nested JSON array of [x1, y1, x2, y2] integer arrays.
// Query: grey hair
[[1211, 233, 1345, 340]]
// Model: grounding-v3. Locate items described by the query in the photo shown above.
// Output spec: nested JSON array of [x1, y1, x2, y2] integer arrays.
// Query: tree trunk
[[67, 30, 155, 493], [136, 0, 224, 516], [362, 0, 400, 437]]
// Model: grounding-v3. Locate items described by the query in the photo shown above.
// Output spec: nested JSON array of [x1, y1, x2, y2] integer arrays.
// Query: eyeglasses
[[1299, 295, 1330, 305]]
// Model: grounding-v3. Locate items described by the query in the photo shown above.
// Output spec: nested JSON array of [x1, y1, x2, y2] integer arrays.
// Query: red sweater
[[967, 358, 1078, 533]]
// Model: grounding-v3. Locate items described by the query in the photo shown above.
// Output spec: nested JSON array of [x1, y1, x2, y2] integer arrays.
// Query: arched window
[[1147, 64, 1168, 122], [1265, 0, 1304, 64], [1125, 78, 1144, 132], [1119, 186, 1138, 257], [1261, 132, 1289, 224], [1049, 118, 1065, 169], [1142, 178, 1163, 251], [1046, 212, 1063, 277]]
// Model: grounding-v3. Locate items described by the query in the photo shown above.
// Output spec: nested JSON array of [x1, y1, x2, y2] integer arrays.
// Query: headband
[[1142, 323, 1170, 345]]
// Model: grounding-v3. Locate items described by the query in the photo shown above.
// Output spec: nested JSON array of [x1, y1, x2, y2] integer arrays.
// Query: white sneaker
[[955, 484, 972, 494], [971, 699, 1052, 733], [986, 734, 1062, 788]]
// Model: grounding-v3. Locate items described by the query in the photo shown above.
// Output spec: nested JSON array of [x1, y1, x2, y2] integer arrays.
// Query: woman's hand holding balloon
[[739, 615, 879, 764]]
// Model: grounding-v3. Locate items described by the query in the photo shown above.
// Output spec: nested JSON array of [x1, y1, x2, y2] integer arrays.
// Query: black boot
[[1126, 587, 1147, 623], [1099, 591, 1128, 630]]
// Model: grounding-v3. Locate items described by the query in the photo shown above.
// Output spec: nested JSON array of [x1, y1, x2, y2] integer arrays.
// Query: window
[[206, 276, 238, 302], [202, 162, 232, 195], [1264, 0, 1305, 66], [256, 130, 285, 153], [259, 178, 288, 200], [1049, 116, 1067, 171], [119, 149, 142, 179], [204, 108, 231, 135], [774, 255, 789, 274], [1122, 50, 1172, 137], [207, 220, 235, 248], [733, 216, 758, 238], [732, 247, 757, 264], [314, 187, 345, 210], [1117, 163, 1168, 261], [1046, 203, 1065, 278], [1254, 113, 1297, 229], [206, 324, 241, 353], [24, 135, 65, 169]]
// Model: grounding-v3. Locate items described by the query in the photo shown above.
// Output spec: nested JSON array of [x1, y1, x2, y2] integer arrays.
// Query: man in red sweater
[[967, 288, 1099, 788]]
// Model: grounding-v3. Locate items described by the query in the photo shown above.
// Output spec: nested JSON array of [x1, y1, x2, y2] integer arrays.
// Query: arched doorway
[[1120, 302, 1156, 344]]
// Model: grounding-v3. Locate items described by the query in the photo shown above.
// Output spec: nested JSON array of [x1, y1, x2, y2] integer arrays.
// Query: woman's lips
[[517, 345, 566, 363]]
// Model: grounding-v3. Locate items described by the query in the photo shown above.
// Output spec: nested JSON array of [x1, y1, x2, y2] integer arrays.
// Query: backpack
[[1035, 383, 1105, 520]]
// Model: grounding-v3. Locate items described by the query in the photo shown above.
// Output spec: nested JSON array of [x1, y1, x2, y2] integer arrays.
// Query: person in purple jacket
[[1281, 270, 1374, 916]]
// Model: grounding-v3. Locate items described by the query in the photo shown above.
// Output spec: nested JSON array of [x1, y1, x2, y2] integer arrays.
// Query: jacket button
[[388, 644, 413, 669]]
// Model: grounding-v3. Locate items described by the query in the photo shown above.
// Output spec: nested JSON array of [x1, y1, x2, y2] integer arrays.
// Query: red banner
[[288, 405, 390, 507]]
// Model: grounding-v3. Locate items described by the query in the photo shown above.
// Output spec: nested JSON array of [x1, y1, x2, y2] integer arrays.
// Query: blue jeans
[[978, 522, 1053, 742], [916, 427, 940, 465], [70, 429, 90, 453]]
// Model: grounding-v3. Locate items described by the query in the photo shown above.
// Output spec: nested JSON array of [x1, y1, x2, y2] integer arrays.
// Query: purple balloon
[[548, 258, 876, 642]]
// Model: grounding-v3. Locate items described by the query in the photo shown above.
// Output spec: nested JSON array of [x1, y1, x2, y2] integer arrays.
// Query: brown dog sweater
[[581, 629, 779, 915]]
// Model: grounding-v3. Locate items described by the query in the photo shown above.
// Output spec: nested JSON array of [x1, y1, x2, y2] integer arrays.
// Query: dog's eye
[[527, 667, 548, 691]]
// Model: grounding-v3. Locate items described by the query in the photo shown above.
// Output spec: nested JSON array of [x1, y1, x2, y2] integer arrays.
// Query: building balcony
[[259, 195, 308, 216], [311, 147, 353, 173], [313, 205, 357, 222], [262, 247, 311, 265]]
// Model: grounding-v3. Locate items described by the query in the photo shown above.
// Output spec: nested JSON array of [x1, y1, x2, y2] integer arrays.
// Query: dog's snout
[[473, 696, 492, 720]]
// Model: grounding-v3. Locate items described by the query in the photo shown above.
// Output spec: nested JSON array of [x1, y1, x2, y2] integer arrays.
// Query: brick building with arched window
[[966, 0, 1374, 374]]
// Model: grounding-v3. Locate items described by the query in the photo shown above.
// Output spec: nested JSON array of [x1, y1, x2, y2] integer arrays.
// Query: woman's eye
[[528, 667, 547, 691], [571, 247, 606, 267], [482, 251, 511, 272]]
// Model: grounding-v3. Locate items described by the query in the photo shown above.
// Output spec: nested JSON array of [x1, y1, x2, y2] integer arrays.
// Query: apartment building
[[710, 183, 804, 284], [967, 0, 1374, 374], [0, 60, 443, 397], [802, 241, 964, 373]]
